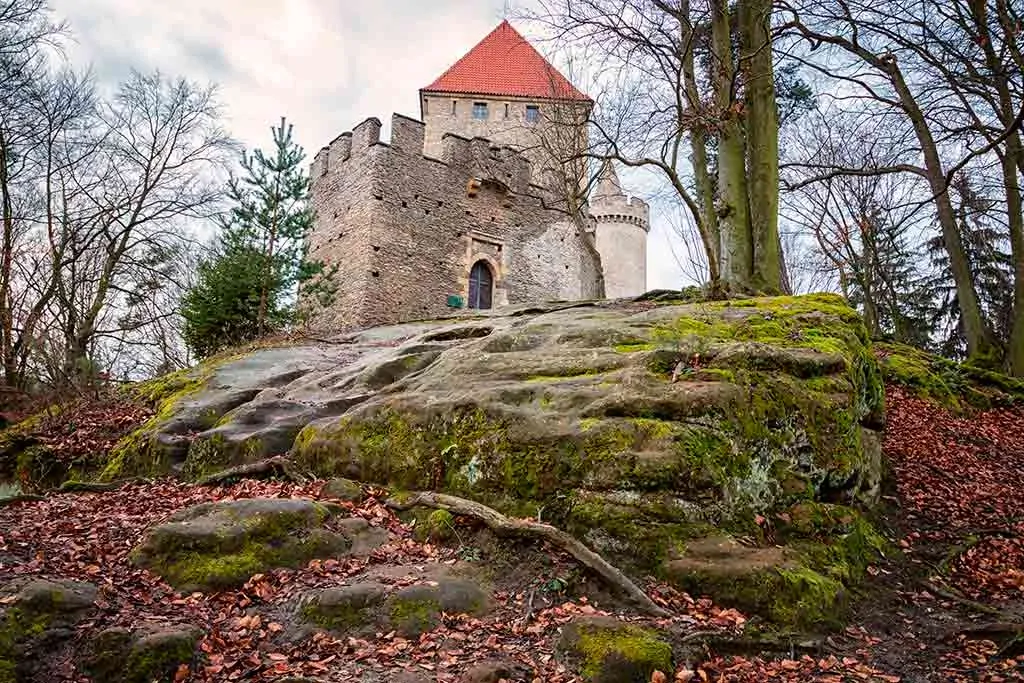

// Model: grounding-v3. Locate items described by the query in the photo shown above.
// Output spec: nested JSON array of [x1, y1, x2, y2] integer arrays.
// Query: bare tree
[[522, 0, 784, 293], [780, 0, 1024, 372], [783, 109, 933, 341]]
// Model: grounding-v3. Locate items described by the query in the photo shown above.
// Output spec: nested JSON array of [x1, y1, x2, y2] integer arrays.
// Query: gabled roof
[[421, 20, 590, 102]]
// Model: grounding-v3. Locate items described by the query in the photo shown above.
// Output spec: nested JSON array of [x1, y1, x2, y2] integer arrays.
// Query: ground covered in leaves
[[1, 383, 1023, 682]]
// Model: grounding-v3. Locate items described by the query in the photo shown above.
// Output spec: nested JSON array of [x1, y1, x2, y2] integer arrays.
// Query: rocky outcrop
[[84, 623, 202, 683], [98, 293, 888, 626], [131, 498, 352, 592], [0, 579, 97, 681], [557, 616, 673, 683], [297, 574, 492, 639]]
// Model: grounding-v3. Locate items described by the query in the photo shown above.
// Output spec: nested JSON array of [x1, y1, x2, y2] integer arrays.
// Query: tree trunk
[[681, 0, 720, 284], [1001, 138, 1024, 376], [740, 0, 782, 293], [711, 0, 753, 292], [0, 127, 16, 388], [887, 65, 995, 361]]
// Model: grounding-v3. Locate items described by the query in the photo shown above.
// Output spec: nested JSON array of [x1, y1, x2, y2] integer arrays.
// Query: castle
[[306, 21, 648, 330]]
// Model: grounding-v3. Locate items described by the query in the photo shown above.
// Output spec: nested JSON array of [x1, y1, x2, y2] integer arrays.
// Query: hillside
[[1, 296, 1023, 682]]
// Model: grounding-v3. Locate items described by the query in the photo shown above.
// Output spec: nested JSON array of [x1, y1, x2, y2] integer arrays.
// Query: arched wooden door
[[467, 260, 493, 309]]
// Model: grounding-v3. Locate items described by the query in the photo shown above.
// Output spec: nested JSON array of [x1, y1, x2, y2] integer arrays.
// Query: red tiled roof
[[422, 20, 590, 102]]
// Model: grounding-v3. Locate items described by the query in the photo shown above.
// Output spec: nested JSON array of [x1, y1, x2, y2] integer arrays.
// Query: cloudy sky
[[49, 0, 686, 289]]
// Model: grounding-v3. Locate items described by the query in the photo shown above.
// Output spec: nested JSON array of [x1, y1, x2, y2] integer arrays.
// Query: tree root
[[922, 579, 1012, 617], [196, 455, 308, 486], [0, 493, 45, 507], [385, 490, 672, 618], [57, 479, 137, 493], [679, 630, 828, 656]]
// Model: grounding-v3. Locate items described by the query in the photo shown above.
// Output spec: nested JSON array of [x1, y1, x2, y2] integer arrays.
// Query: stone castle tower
[[306, 21, 648, 330]]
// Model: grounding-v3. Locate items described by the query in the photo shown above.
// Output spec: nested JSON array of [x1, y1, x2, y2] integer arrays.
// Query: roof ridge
[[421, 20, 590, 102]]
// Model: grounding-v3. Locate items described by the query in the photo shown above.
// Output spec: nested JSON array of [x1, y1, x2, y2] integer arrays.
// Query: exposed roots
[[196, 455, 308, 486], [385, 490, 672, 618]]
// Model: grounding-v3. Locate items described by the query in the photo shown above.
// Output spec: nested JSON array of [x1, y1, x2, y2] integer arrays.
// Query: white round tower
[[588, 160, 650, 298]]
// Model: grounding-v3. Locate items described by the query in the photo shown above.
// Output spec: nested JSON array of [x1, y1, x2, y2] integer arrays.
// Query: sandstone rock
[[386, 579, 490, 637], [102, 293, 889, 626], [335, 516, 389, 556], [461, 659, 532, 682], [322, 476, 365, 503], [85, 623, 202, 683], [299, 582, 388, 634], [557, 616, 672, 683], [0, 579, 97, 681], [131, 498, 350, 592]]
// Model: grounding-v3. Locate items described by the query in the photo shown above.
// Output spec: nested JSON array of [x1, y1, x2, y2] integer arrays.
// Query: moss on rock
[[876, 342, 1024, 411], [131, 499, 350, 592], [558, 616, 672, 682]]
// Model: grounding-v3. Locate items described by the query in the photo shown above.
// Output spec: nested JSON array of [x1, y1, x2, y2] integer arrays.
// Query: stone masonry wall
[[307, 114, 601, 331], [421, 94, 588, 190]]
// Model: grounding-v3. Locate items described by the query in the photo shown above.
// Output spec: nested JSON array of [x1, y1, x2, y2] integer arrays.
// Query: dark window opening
[[423, 98, 429, 116], [473, 102, 488, 120], [504, 103, 510, 118], [525, 105, 540, 123], [451, 100, 457, 115], [468, 261, 493, 310]]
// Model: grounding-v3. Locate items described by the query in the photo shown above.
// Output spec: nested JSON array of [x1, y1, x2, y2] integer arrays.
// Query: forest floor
[[1, 385, 1023, 682]]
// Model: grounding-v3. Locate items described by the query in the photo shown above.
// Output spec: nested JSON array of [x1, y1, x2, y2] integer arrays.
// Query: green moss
[[136, 503, 340, 591], [389, 598, 440, 635], [425, 509, 455, 541], [613, 342, 655, 353], [574, 623, 672, 680], [526, 369, 601, 382], [100, 353, 248, 481], [123, 631, 197, 683], [162, 549, 267, 590], [876, 342, 1024, 411], [0, 607, 54, 681], [301, 600, 365, 631]]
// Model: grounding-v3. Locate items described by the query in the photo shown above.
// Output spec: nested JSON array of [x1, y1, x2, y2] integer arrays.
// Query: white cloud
[[50, 0, 685, 289]]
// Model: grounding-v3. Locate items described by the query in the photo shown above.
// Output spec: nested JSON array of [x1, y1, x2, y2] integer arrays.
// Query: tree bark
[[712, 0, 753, 292], [681, 0, 720, 284], [740, 0, 782, 293], [887, 64, 995, 361]]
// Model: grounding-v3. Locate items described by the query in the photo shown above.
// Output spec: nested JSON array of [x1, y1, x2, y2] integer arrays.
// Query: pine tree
[[181, 246, 279, 358], [181, 117, 332, 357], [222, 117, 318, 334], [925, 176, 1013, 360]]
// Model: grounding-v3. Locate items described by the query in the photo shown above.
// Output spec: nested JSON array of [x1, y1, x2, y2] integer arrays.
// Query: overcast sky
[[49, 0, 686, 290]]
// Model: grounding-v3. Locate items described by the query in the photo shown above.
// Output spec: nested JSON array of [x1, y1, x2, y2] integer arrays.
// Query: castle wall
[[308, 114, 601, 330], [594, 216, 648, 298], [420, 94, 589, 189], [590, 195, 650, 299]]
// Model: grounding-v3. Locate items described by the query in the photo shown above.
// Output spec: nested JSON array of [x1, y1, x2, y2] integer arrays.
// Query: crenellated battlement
[[590, 194, 650, 232], [311, 113, 539, 197]]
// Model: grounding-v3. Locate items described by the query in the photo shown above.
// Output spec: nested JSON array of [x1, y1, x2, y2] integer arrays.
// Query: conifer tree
[[182, 117, 330, 358]]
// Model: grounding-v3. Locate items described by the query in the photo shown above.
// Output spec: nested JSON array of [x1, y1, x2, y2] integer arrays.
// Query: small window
[[423, 98, 429, 116], [525, 105, 540, 123], [504, 103, 510, 119], [468, 261, 493, 309], [472, 102, 489, 120], [451, 100, 457, 115]]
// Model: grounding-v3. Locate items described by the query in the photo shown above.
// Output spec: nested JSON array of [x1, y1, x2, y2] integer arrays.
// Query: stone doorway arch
[[467, 260, 494, 309]]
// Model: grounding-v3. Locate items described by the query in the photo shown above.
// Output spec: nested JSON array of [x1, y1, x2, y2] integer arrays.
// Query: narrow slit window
[[451, 100, 457, 115], [504, 103, 510, 118], [472, 102, 489, 120]]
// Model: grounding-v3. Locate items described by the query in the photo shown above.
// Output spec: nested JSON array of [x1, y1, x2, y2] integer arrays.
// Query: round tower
[[588, 160, 650, 298]]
